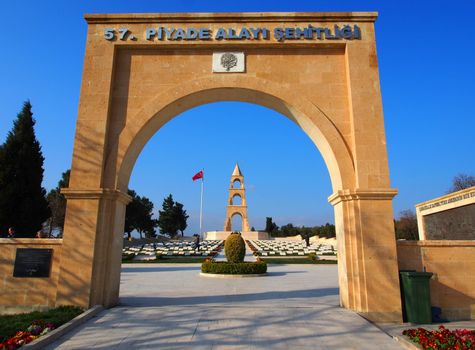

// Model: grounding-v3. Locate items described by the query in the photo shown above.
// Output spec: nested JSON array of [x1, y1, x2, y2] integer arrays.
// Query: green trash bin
[[400, 271, 433, 324]]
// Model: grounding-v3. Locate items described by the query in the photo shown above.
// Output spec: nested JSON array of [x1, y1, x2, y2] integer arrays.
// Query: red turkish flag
[[192, 170, 204, 181]]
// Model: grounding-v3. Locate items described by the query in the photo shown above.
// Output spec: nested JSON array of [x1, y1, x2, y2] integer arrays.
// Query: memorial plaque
[[13, 248, 53, 278]]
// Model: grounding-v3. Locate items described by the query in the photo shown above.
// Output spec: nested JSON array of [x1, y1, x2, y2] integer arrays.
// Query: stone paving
[[45, 264, 404, 349]]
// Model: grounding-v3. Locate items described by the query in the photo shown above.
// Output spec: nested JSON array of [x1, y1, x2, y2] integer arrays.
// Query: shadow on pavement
[[120, 287, 339, 307]]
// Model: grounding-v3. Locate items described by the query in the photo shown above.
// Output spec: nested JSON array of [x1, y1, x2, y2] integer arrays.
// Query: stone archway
[[230, 213, 243, 232], [231, 194, 242, 206], [57, 12, 402, 322]]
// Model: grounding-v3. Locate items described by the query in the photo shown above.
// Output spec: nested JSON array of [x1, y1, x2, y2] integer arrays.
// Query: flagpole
[[199, 169, 204, 240]]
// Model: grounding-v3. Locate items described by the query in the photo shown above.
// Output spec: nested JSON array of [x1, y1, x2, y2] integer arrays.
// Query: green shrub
[[201, 261, 267, 275], [224, 232, 246, 263], [308, 252, 317, 261], [122, 253, 135, 261]]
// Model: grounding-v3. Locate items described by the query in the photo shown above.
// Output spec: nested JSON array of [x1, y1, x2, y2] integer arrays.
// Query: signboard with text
[[103, 24, 361, 42]]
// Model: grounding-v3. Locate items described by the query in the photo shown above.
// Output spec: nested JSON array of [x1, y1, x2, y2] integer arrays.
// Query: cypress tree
[[0, 101, 50, 237]]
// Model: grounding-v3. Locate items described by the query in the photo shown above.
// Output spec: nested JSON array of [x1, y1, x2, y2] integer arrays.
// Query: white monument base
[[205, 231, 270, 240]]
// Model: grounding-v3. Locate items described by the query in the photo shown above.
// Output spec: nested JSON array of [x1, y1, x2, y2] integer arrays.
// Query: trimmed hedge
[[122, 253, 135, 261], [224, 232, 246, 263], [201, 261, 267, 275]]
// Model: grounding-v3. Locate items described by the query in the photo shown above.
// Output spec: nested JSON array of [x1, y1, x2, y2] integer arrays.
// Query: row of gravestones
[[122, 240, 224, 260], [247, 240, 336, 256]]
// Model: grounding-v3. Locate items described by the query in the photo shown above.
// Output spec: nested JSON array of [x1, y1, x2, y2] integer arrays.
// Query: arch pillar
[[56, 189, 131, 309], [329, 189, 401, 322]]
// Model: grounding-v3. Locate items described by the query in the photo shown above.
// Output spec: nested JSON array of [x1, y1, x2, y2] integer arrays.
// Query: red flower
[[0, 320, 57, 350], [403, 326, 475, 350]]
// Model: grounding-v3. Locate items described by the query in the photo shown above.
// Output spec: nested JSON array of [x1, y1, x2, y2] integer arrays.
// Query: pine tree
[[124, 189, 157, 240], [0, 101, 50, 236], [173, 201, 189, 237], [134, 193, 156, 239], [157, 194, 189, 238], [157, 194, 178, 237], [124, 190, 141, 240]]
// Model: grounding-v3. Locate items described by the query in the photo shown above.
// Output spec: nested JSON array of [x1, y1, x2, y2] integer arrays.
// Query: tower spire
[[232, 162, 243, 176]]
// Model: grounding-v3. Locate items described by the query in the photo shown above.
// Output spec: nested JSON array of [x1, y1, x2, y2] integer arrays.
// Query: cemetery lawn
[[261, 257, 337, 264], [0, 305, 83, 343]]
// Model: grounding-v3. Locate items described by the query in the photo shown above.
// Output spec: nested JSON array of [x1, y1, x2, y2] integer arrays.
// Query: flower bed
[[201, 260, 267, 275], [0, 305, 83, 349], [403, 325, 475, 349], [0, 320, 56, 349]]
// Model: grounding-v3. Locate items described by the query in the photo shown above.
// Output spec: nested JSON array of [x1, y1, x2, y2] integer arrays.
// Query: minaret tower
[[224, 163, 250, 232]]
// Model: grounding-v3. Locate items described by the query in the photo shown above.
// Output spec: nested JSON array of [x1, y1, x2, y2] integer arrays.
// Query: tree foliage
[[0, 101, 50, 236], [264, 217, 336, 239], [45, 169, 70, 236], [124, 189, 157, 239], [316, 223, 336, 239], [448, 173, 475, 193], [157, 194, 189, 238], [173, 201, 189, 236], [264, 217, 279, 235], [395, 209, 419, 240]]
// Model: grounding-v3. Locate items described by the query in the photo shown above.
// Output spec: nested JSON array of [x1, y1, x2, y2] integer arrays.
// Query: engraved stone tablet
[[212, 52, 245, 73], [13, 248, 53, 278]]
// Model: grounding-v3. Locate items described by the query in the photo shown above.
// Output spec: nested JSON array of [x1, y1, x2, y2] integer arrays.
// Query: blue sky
[[1, 1, 474, 234]]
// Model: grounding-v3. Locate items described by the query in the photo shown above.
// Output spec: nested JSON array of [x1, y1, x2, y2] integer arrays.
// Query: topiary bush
[[201, 261, 267, 275], [224, 232, 246, 263]]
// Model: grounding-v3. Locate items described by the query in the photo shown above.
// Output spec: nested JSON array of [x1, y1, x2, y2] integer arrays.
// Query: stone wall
[[273, 235, 302, 241], [416, 186, 475, 240], [397, 240, 475, 320], [205, 231, 269, 240], [423, 204, 475, 240], [0, 239, 62, 314]]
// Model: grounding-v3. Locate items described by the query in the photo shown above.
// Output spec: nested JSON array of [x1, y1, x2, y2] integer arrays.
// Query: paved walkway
[[46, 264, 403, 349]]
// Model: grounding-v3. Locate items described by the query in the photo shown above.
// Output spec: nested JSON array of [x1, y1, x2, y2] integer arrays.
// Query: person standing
[[6, 227, 15, 238], [192, 234, 201, 250], [196, 234, 200, 250], [36, 230, 47, 238]]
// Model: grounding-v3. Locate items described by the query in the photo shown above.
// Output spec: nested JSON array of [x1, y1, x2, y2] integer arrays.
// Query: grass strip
[[261, 258, 337, 264]]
